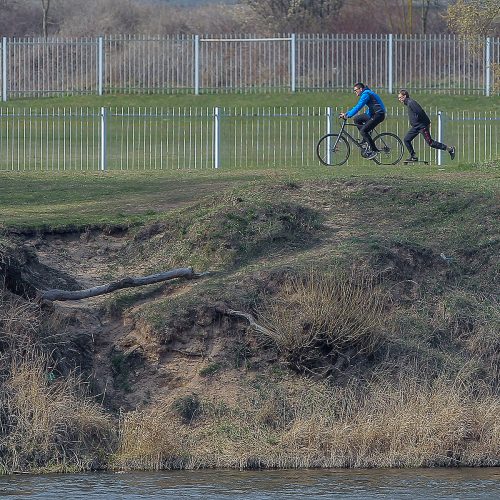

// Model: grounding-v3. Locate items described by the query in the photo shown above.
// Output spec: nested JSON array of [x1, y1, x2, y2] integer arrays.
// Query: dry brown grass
[[295, 376, 500, 468], [114, 403, 193, 470], [0, 291, 41, 349], [0, 289, 114, 473], [112, 374, 500, 470], [255, 266, 386, 372], [2, 350, 113, 472]]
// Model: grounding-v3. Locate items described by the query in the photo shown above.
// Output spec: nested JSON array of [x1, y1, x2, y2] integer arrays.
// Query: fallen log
[[39, 267, 207, 302]]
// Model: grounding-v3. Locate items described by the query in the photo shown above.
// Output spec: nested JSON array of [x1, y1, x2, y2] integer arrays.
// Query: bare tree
[[245, 0, 345, 32], [421, 0, 432, 34], [41, 0, 50, 37]]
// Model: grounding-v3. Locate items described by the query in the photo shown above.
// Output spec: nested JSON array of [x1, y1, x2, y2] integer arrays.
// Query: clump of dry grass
[[0, 288, 114, 473], [256, 266, 386, 372], [0, 290, 41, 349], [2, 349, 113, 472], [114, 404, 188, 470]]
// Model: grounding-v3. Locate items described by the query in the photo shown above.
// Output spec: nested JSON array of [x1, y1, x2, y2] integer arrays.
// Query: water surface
[[1, 468, 499, 499]]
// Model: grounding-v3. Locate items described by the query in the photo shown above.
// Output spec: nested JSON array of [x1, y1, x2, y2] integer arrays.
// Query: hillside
[[0, 164, 499, 472]]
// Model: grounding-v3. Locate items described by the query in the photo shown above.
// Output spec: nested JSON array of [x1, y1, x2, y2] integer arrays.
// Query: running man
[[398, 89, 455, 162]]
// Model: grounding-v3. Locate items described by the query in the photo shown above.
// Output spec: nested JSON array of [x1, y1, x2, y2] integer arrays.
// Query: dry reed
[[0, 289, 113, 473], [112, 375, 500, 470]]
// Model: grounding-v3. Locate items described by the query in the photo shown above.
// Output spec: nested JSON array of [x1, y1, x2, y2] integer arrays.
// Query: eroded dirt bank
[[1, 179, 499, 471]]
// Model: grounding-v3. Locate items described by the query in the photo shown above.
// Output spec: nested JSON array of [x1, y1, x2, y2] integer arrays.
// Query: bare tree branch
[[38, 267, 208, 302], [219, 306, 275, 337]]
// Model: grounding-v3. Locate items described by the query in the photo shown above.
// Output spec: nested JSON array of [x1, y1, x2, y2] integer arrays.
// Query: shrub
[[173, 394, 202, 424], [256, 266, 386, 372]]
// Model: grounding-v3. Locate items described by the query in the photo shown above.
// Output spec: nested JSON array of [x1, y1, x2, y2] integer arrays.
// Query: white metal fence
[[1, 34, 499, 100], [0, 107, 498, 171]]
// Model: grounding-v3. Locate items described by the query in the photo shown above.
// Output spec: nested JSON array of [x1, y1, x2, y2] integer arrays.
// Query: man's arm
[[345, 93, 369, 118]]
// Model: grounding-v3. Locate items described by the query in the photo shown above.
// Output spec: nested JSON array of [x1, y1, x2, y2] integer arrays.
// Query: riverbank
[[0, 164, 499, 472]]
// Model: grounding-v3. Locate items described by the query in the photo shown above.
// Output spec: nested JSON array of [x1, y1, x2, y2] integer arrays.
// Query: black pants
[[354, 113, 385, 151], [404, 125, 447, 157]]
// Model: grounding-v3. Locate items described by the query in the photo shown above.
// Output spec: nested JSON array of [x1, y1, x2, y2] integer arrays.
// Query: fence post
[[388, 34, 393, 94], [2, 37, 7, 102], [213, 106, 220, 169], [290, 33, 296, 93], [485, 37, 491, 97], [98, 36, 104, 96], [100, 107, 107, 171], [326, 106, 333, 135], [194, 35, 200, 96], [326, 106, 333, 165], [437, 111, 443, 166]]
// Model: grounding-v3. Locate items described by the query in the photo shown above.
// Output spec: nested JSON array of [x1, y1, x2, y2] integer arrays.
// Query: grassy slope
[[109, 170, 499, 469], [0, 163, 497, 230]]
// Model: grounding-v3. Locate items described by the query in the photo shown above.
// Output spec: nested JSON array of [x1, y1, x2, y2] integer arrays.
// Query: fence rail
[[0, 107, 498, 171], [1, 34, 499, 100]]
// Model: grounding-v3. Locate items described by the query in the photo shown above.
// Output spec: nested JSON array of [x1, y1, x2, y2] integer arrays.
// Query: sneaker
[[405, 156, 418, 162], [365, 149, 378, 160], [449, 146, 456, 160]]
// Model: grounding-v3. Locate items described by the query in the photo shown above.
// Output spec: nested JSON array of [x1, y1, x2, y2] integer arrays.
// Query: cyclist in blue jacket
[[340, 82, 386, 160]]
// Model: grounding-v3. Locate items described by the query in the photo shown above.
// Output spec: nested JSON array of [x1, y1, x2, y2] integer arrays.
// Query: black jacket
[[404, 98, 431, 127]]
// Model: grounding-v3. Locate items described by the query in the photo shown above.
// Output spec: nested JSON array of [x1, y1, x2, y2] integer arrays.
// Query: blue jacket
[[346, 88, 386, 118]]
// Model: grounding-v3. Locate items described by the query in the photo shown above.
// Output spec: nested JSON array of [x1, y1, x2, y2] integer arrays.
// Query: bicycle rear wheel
[[316, 134, 350, 166], [372, 132, 404, 165]]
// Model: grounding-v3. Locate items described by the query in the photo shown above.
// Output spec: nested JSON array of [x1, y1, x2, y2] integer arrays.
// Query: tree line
[[0, 0, 498, 38]]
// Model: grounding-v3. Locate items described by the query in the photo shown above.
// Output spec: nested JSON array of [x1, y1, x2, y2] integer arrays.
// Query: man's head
[[353, 82, 365, 96], [398, 89, 410, 103]]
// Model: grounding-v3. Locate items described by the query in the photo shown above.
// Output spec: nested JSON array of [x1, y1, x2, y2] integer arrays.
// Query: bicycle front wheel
[[372, 132, 404, 165], [316, 134, 350, 166]]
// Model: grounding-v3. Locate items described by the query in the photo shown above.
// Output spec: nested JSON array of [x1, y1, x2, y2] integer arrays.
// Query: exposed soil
[[1, 228, 255, 413], [1, 226, 430, 414]]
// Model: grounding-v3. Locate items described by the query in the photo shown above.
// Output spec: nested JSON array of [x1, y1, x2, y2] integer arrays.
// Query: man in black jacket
[[398, 89, 455, 161]]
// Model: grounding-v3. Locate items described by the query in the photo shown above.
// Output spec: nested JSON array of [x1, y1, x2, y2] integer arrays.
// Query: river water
[[1, 468, 499, 499]]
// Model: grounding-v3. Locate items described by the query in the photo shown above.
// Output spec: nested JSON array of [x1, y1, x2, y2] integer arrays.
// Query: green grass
[[0, 170, 262, 230], [0, 92, 500, 229], [0, 158, 499, 229], [0, 159, 497, 230], [3, 91, 499, 113]]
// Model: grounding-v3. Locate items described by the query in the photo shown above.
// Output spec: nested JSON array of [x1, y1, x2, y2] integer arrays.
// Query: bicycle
[[316, 117, 404, 166]]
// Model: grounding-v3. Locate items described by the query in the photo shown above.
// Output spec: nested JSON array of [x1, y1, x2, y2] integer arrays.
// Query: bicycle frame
[[338, 118, 377, 148], [325, 118, 368, 164]]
